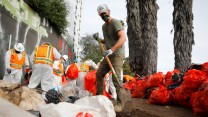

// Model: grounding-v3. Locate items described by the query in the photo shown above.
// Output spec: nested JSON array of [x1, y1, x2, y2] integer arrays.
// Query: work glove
[[6, 68, 11, 74], [102, 49, 113, 57], [25, 68, 32, 74]]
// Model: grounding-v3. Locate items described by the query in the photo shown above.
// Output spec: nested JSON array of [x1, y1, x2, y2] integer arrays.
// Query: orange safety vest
[[10, 49, 26, 69], [34, 44, 54, 66], [53, 59, 64, 76], [79, 62, 90, 72]]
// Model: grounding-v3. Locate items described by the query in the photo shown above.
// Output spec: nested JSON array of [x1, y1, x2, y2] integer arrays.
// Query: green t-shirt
[[102, 18, 125, 56]]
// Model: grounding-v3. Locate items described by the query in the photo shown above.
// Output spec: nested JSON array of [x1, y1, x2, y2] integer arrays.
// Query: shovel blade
[[119, 88, 131, 108]]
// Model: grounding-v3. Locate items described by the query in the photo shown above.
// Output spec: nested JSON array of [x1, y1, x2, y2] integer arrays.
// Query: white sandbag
[[0, 98, 36, 117], [75, 95, 116, 117], [39, 102, 101, 117]]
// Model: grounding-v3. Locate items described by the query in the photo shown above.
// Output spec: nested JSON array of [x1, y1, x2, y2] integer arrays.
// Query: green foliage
[[29, 0, 68, 34], [79, 34, 102, 63], [123, 57, 135, 76]]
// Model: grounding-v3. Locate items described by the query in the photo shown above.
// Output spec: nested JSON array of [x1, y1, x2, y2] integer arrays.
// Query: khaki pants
[[96, 54, 124, 103]]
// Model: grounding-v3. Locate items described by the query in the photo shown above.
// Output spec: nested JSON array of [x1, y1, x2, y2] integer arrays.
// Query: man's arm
[[111, 30, 126, 52], [53, 48, 61, 60]]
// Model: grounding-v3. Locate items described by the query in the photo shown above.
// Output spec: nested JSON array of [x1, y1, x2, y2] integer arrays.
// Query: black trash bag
[[171, 73, 180, 82], [68, 96, 80, 103], [168, 73, 184, 89], [45, 89, 61, 104]]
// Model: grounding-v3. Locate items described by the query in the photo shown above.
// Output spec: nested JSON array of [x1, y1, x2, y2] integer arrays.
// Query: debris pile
[[0, 80, 46, 111]]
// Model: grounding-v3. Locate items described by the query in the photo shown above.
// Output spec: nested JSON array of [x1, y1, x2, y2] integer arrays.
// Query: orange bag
[[84, 70, 111, 98], [66, 63, 78, 80], [84, 70, 97, 95], [148, 72, 164, 88], [190, 91, 208, 115], [164, 69, 180, 87], [62, 75, 67, 85], [201, 62, 208, 76], [148, 85, 171, 105]]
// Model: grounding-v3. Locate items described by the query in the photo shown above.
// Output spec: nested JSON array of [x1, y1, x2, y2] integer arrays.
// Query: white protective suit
[[28, 46, 61, 91], [3, 50, 29, 84], [52, 59, 64, 90], [77, 59, 98, 90], [105, 72, 117, 100]]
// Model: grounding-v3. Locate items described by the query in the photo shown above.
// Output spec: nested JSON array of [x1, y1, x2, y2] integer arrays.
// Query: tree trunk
[[126, 0, 143, 76], [173, 0, 194, 73], [139, 0, 158, 75], [126, 0, 158, 76]]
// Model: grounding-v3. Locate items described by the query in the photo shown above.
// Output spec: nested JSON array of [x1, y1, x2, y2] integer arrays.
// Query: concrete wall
[[0, 1, 74, 79]]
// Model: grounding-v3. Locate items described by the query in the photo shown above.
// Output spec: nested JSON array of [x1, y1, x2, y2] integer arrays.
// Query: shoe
[[114, 104, 123, 112]]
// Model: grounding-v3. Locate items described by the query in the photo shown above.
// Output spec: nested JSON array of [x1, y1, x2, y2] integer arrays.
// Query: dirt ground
[[116, 98, 203, 117]]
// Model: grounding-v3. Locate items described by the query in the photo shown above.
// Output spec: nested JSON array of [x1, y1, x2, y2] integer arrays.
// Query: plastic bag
[[66, 63, 78, 80], [84, 70, 97, 95], [201, 62, 208, 76], [171, 86, 193, 107], [190, 90, 208, 115], [45, 89, 61, 104], [148, 85, 171, 105], [148, 72, 164, 88], [39, 102, 101, 117], [183, 69, 207, 90], [62, 82, 90, 99], [164, 69, 180, 87], [75, 95, 115, 117], [62, 75, 67, 85]]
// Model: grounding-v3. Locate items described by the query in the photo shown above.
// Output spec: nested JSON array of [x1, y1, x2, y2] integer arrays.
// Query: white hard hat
[[62, 55, 68, 61], [14, 43, 24, 52]]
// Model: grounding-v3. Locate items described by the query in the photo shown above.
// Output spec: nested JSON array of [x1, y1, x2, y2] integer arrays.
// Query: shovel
[[93, 33, 131, 107]]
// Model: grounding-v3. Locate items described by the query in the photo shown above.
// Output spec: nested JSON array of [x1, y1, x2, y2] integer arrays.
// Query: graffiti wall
[[0, 0, 74, 79]]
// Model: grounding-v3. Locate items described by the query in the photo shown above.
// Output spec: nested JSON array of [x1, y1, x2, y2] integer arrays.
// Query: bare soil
[[116, 98, 203, 117]]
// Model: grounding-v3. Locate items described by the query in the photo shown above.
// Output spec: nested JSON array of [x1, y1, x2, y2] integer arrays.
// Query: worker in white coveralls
[[3, 43, 29, 84], [52, 55, 68, 90], [28, 42, 61, 91], [77, 59, 98, 90]]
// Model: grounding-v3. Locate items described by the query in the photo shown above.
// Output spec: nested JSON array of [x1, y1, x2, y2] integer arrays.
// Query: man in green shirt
[[96, 4, 127, 112]]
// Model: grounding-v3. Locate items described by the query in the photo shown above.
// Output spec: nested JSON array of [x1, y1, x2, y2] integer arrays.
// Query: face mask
[[101, 14, 110, 22], [15, 50, 21, 54]]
